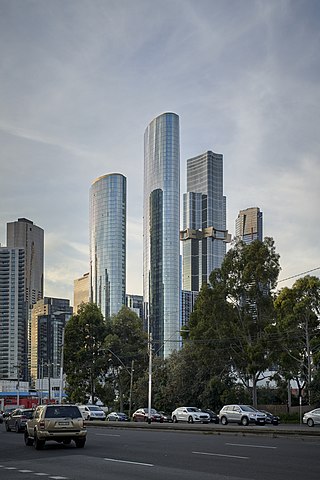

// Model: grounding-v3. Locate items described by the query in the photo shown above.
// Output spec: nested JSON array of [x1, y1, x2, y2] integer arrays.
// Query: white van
[[77, 405, 91, 420]]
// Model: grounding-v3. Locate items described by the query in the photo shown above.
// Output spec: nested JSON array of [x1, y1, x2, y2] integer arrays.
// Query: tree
[[274, 275, 320, 404], [64, 303, 107, 403], [188, 238, 280, 407], [103, 307, 148, 413]]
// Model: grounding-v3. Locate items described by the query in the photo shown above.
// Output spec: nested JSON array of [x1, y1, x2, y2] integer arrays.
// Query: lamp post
[[59, 327, 65, 404]]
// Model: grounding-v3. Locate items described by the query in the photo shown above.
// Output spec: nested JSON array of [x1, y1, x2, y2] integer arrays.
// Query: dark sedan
[[132, 408, 164, 422], [260, 410, 280, 425], [203, 409, 219, 424], [5, 408, 34, 432], [106, 412, 129, 421]]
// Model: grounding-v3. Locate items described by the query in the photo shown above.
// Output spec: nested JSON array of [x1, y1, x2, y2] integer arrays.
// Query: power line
[[277, 266, 320, 284]]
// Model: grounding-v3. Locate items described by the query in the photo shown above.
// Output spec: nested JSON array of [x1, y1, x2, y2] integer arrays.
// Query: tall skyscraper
[[0, 247, 27, 380], [235, 207, 263, 244], [181, 151, 230, 291], [143, 112, 180, 358], [6, 218, 44, 310], [90, 173, 126, 319]]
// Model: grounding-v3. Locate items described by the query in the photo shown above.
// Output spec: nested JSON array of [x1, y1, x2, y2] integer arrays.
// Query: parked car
[[106, 412, 129, 422], [132, 408, 164, 422], [303, 408, 320, 427], [219, 405, 267, 426], [0, 411, 3, 424], [77, 405, 91, 421], [5, 408, 34, 432], [171, 407, 210, 424], [203, 408, 219, 424], [86, 405, 106, 421], [259, 410, 280, 425], [24, 404, 87, 449], [158, 411, 173, 423]]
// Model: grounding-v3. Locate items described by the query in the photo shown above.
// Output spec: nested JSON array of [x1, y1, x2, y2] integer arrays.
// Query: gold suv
[[24, 404, 87, 450]]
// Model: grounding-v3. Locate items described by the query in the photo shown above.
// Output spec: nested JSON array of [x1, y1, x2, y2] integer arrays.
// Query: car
[[77, 405, 91, 421], [24, 404, 87, 450], [158, 411, 173, 423], [0, 411, 3, 424], [106, 411, 129, 421], [171, 407, 211, 424], [132, 408, 164, 422], [86, 405, 106, 421], [259, 410, 280, 425], [203, 408, 219, 424], [5, 408, 34, 432], [303, 408, 320, 427], [219, 404, 267, 426]]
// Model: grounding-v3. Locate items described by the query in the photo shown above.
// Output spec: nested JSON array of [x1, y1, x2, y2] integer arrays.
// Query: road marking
[[4, 467, 17, 470], [95, 433, 120, 437], [226, 443, 277, 449], [34, 474, 49, 476], [19, 470, 34, 473], [104, 457, 154, 467], [192, 451, 248, 460], [49, 477, 69, 479]]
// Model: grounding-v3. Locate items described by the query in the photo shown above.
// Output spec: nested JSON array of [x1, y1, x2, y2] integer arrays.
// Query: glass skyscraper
[[90, 173, 126, 319], [143, 112, 180, 358], [181, 151, 230, 291]]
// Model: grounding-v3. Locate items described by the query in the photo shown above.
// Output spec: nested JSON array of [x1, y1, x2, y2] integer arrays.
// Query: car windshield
[[88, 406, 102, 411], [21, 410, 33, 418], [240, 405, 256, 412], [45, 406, 81, 419], [187, 407, 198, 412]]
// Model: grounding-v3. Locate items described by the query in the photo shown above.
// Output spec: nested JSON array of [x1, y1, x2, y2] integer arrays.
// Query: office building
[[90, 173, 126, 319], [235, 207, 263, 244], [181, 151, 230, 291], [73, 272, 90, 313], [0, 247, 27, 380], [30, 297, 72, 383], [126, 294, 144, 320], [143, 112, 180, 358], [181, 290, 199, 327], [6, 218, 44, 310]]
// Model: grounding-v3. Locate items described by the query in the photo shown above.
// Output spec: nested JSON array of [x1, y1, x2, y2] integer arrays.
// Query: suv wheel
[[75, 438, 86, 448], [188, 416, 194, 424], [241, 416, 249, 426], [5, 422, 11, 432], [221, 416, 228, 425], [15, 422, 20, 433], [34, 432, 45, 450], [172, 416, 178, 423], [24, 430, 33, 446]]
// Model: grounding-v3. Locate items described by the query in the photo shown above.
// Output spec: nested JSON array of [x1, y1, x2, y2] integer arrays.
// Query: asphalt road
[[0, 422, 320, 480]]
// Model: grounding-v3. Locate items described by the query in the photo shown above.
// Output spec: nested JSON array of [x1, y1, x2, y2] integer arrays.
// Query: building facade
[[30, 297, 73, 383], [0, 247, 27, 381], [126, 294, 144, 320], [143, 112, 180, 358], [73, 272, 90, 314], [181, 290, 199, 327], [181, 151, 230, 291], [6, 218, 44, 310], [90, 173, 126, 319], [235, 207, 263, 244]]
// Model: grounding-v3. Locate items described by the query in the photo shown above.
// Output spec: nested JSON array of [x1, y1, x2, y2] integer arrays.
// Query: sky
[[0, 0, 319, 305]]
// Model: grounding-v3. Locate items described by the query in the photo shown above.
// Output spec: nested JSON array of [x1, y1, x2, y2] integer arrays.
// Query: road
[[0, 423, 320, 480]]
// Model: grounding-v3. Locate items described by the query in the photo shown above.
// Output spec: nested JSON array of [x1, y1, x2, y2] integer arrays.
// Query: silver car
[[171, 407, 210, 424], [219, 404, 267, 426], [303, 408, 320, 427]]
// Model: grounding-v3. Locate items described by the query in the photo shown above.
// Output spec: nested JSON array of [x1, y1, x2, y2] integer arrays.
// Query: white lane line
[[226, 443, 277, 449], [104, 457, 154, 467], [19, 470, 34, 473], [4, 467, 17, 470], [34, 474, 49, 476], [49, 477, 69, 479], [95, 433, 120, 437], [192, 451, 248, 460]]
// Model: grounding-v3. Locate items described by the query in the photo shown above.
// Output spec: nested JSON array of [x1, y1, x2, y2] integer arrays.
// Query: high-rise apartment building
[[73, 272, 89, 314], [143, 112, 180, 358], [235, 207, 263, 244], [30, 297, 73, 383], [0, 247, 27, 380], [6, 218, 44, 310], [126, 294, 144, 320], [90, 173, 126, 319], [181, 151, 230, 291]]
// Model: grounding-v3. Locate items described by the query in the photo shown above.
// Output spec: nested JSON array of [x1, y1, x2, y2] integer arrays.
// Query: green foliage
[[64, 302, 107, 403]]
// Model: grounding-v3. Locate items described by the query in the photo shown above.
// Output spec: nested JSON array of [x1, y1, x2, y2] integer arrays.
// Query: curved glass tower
[[90, 173, 126, 319], [143, 112, 180, 358]]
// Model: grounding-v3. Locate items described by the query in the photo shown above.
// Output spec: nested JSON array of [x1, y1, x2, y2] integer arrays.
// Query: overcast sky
[[0, 0, 319, 304]]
